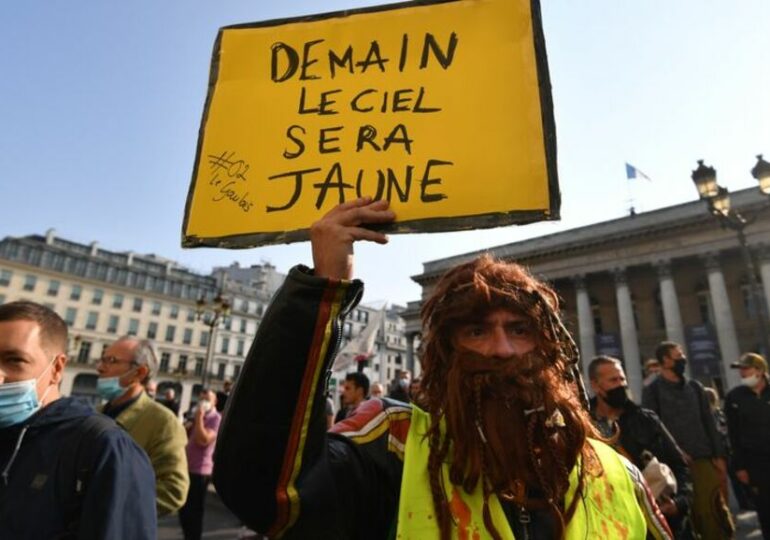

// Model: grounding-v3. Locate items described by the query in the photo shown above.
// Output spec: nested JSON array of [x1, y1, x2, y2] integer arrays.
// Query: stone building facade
[[405, 188, 770, 400], [0, 231, 285, 413]]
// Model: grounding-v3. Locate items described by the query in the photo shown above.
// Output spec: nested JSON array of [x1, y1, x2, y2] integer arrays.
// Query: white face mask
[[741, 375, 760, 388], [198, 399, 212, 413]]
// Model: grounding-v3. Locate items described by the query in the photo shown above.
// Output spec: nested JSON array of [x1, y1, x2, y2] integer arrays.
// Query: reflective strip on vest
[[396, 406, 647, 539]]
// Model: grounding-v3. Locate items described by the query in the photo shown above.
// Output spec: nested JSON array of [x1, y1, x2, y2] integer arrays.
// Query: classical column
[[655, 260, 686, 347], [573, 275, 596, 382], [614, 268, 643, 399], [759, 248, 770, 322], [703, 254, 741, 389]]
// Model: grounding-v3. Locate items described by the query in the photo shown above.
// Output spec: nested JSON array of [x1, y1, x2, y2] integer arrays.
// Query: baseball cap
[[730, 352, 768, 371]]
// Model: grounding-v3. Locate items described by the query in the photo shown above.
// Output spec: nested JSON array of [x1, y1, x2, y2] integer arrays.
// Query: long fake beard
[[429, 350, 595, 540]]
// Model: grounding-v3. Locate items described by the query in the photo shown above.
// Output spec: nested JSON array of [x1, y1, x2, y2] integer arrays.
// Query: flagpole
[[625, 163, 636, 216]]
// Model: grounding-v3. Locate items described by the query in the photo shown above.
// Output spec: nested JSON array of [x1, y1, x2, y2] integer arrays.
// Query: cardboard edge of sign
[[181, 209, 554, 249], [181, 0, 559, 250]]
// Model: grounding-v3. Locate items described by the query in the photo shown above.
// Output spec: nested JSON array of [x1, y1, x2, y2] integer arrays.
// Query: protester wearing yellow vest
[[214, 199, 672, 539]]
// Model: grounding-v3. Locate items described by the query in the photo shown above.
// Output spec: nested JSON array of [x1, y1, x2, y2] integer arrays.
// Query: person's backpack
[[57, 413, 117, 537]]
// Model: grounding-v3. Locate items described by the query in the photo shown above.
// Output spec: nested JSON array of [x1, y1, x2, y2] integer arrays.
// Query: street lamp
[[691, 155, 770, 356], [196, 292, 231, 388]]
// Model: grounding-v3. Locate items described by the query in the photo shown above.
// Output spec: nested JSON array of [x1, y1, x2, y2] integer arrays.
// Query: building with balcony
[[0, 230, 285, 413]]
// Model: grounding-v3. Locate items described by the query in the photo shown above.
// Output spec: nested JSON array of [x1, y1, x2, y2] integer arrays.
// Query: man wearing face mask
[[98, 335, 189, 515], [590, 356, 695, 538], [643, 341, 733, 540], [179, 389, 222, 540], [725, 353, 770, 538], [0, 301, 156, 538]]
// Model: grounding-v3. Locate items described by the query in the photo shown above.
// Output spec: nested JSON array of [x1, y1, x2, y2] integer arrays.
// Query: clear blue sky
[[1, 1, 768, 306]]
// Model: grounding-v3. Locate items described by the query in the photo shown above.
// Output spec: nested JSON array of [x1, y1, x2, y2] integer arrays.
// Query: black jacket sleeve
[[724, 390, 745, 471], [213, 266, 396, 538]]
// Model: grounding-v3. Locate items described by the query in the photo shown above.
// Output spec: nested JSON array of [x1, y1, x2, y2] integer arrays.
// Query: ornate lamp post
[[196, 292, 231, 388], [691, 155, 770, 355]]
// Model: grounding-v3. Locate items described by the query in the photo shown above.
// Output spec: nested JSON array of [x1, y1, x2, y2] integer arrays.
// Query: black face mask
[[672, 358, 687, 377], [603, 385, 631, 409]]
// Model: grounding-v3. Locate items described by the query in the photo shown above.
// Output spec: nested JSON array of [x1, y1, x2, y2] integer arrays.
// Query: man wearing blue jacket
[[0, 300, 156, 538]]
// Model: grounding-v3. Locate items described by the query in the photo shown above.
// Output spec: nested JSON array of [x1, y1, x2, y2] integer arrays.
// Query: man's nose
[[488, 328, 515, 358]]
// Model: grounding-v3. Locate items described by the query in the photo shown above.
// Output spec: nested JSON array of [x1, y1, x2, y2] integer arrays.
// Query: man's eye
[[466, 327, 485, 337], [507, 324, 530, 336]]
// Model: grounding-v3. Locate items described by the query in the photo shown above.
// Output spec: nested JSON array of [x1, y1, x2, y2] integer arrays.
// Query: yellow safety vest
[[396, 406, 646, 539]]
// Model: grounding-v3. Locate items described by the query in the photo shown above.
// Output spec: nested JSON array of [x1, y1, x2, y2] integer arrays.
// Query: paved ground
[[159, 490, 763, 539]]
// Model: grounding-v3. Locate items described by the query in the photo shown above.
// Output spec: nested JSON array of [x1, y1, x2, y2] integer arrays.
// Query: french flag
[[626, 163, 651, 181]]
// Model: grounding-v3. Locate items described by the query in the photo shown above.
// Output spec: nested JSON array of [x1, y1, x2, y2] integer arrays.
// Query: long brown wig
[[417, 255, 600, 540]]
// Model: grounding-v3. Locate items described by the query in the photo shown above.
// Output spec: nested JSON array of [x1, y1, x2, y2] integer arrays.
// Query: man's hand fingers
[[349, 227, 389, 244]]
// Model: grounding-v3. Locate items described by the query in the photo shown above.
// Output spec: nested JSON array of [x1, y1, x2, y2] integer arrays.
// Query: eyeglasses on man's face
[[96, 356, 137, 367]]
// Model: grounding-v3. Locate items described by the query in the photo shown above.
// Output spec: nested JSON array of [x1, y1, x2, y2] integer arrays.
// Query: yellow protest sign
[[183, 0, 558, 248]]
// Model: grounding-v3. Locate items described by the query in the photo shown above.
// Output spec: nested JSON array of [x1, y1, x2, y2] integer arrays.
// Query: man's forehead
[[0, 319, 45, 354], [105, 338, 137, 357], [476, 308, 527, 323], [599, 362, 624, 378]]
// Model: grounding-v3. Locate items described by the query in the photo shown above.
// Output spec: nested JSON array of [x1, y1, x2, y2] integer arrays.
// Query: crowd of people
[[0, 301, 225, 539], [1, 197, 769, 539]]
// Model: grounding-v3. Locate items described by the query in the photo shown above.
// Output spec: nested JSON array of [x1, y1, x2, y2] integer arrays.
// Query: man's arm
[[213, 198, 395, 537], [724, 392, 747, 474], [191, 408, 217, 446], [79, 429, 157, 540], [148, 415, 189, 515], [654, 416, 693, 516]]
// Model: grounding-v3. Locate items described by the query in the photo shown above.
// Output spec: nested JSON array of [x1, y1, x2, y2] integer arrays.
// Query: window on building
[[85, 312, 98, 330], [741, 280, 758, 318], [590, 297, 603, 334], [240, 318, 247, 333], [113, 293, 124, 309], [152, 301, 161, 315], [128, 318, 139, 336], [224, 318, 232, 331], [187, 309, 195, 322], [159, 352, 170, 373], [194, 358, 204, 376], [178, 355, 188, 373], [241, 299, 249, 312], [65, 307, 77, 327], [344, 322, 352, 338], [70, 284, 82, 301], [47, 280, 60, 297], [147, 322, 158, 339], [77, 341, 92, 364], [0, 269, 11, 287], [695, 285, 714, 325], [221, 337, 230, 354], [218, 363, 226, 380], [233, 364, 242, 380], [23, 275, 37, 291], [183, 328, 193, 345], [200, 331, 209, 347], [654, 289, 666, 330], [165, 325, 176, 343], [133, 297, 143, 312], [170, 305, 179, 319], [362, 311, 369, 324], [237, 339, 245, 356], [92, 289, 104, 305], [107, 315, 119, 334]]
